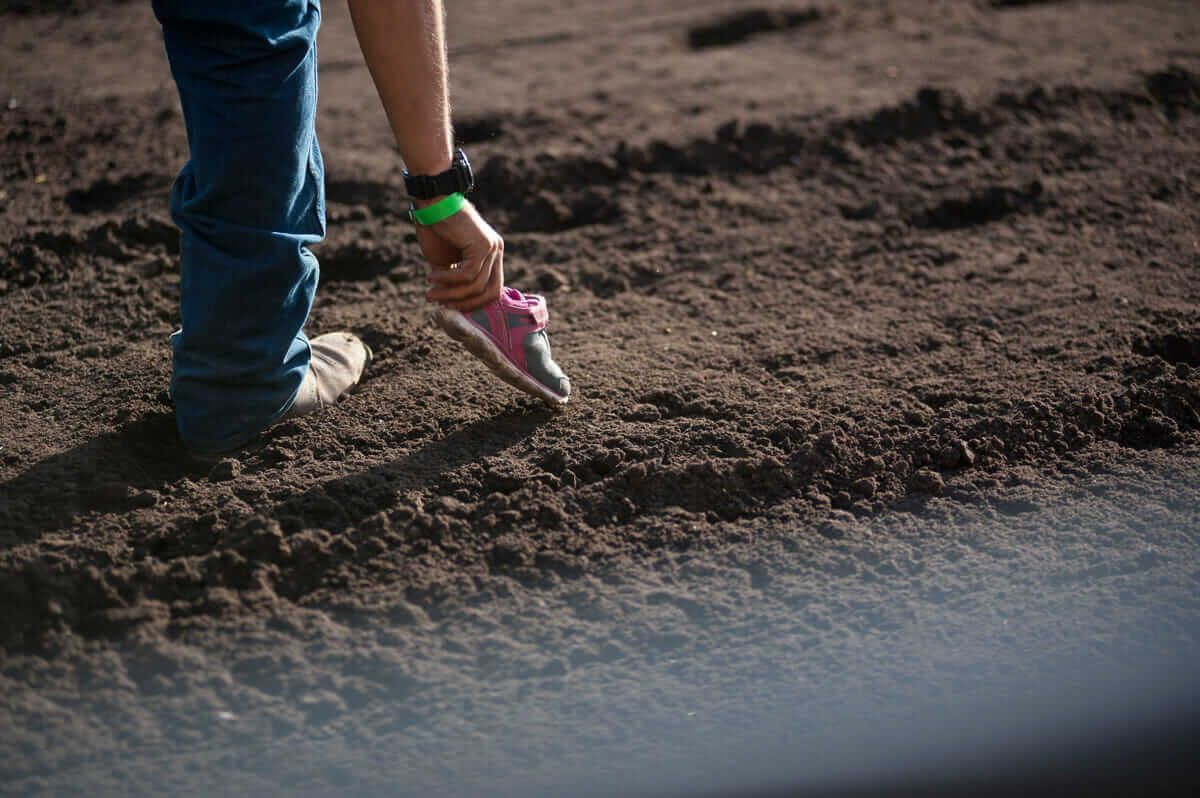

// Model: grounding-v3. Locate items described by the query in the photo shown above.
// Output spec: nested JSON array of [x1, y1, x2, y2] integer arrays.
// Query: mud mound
[[989, 0, 1065, 8], [912, 182, 1045, 229], [1, 0, 132, 14], [1145, 65, 1200, 118], [687, 7, 825, 50], [841, 87, 993, 145], [65, 173, 169, 214], [1135, 328, 1200, 368], [0, 216, 176, 291]]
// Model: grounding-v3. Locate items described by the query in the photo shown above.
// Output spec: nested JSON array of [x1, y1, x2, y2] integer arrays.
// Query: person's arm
[[348, 0, 503, 311]]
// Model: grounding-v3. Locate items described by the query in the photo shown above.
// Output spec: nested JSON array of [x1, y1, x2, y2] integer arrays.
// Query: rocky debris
[[910, 469, 946, 496]]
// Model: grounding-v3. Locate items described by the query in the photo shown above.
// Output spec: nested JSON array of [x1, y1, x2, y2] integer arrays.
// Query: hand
[[415, 199, 504, 312]]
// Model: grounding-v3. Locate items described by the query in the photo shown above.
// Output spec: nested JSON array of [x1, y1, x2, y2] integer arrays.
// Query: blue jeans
[[154, 0, 324, 453]]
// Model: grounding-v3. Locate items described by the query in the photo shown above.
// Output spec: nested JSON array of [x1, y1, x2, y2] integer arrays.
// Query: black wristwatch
[[403, 147, 474, 199]]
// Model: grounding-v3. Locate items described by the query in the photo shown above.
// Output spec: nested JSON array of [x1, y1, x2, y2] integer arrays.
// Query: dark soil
[[2, 1, 1199, 796]]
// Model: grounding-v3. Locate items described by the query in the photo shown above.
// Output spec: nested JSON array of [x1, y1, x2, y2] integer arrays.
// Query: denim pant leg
[[155, 0, 324, 453]]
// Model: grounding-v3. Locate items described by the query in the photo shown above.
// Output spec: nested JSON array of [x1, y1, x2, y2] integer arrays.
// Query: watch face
[[455, 148, 474, 192]]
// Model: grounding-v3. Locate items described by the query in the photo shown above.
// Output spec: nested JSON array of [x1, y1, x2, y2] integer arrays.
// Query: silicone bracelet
[[409, 192, 466, 226]]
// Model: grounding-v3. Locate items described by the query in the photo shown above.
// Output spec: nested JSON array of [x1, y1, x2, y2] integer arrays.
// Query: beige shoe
[[187, 332, 370, 465], [283, 331, 371, 419]]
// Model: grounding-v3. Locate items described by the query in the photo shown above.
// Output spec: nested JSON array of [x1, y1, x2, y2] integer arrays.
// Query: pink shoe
[[433, 287, 571, 404]]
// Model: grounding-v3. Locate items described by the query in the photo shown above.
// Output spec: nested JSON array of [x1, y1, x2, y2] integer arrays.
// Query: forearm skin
[[348, 0, 454, 178]]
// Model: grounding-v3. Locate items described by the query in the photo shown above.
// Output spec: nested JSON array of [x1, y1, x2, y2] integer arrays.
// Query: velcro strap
[[528, 298, 549, 328]]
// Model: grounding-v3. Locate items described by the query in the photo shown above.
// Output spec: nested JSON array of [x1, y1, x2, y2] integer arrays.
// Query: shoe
[[283, 331, 372, 419], [433, 287, 570, 404], [186, 331, 370, 464]]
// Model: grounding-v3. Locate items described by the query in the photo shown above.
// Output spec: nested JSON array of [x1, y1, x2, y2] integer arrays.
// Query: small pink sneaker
[[433, 287, 571, 404]]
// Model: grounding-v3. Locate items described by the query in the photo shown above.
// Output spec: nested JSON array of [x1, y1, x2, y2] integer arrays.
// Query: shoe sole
[[434, 308, 569, 405]]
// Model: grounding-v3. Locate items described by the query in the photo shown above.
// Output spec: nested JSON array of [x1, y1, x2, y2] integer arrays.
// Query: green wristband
[[409, 192, 466, 226]]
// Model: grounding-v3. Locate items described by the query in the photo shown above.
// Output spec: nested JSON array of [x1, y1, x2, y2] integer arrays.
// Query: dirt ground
[[2, 1, 1199, 796]]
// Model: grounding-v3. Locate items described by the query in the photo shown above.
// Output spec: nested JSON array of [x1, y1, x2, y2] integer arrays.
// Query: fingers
[[443, 253, 503, 312], [427, 261, 478, 285], [427, 245, 502, 309], [426, 256, 489, 302], [416, 201, 506, 310]]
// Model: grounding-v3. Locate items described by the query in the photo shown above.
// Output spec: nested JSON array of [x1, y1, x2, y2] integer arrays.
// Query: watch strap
[[404, 148, 473, 199]]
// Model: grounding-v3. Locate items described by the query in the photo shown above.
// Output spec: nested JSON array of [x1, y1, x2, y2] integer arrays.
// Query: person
[[153, 0, 570, 457]]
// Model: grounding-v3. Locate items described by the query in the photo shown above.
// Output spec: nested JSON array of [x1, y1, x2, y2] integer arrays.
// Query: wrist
[[404, 147, 474, 201], [412, 194, 450, 209], [403, 153, 453, 177]]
